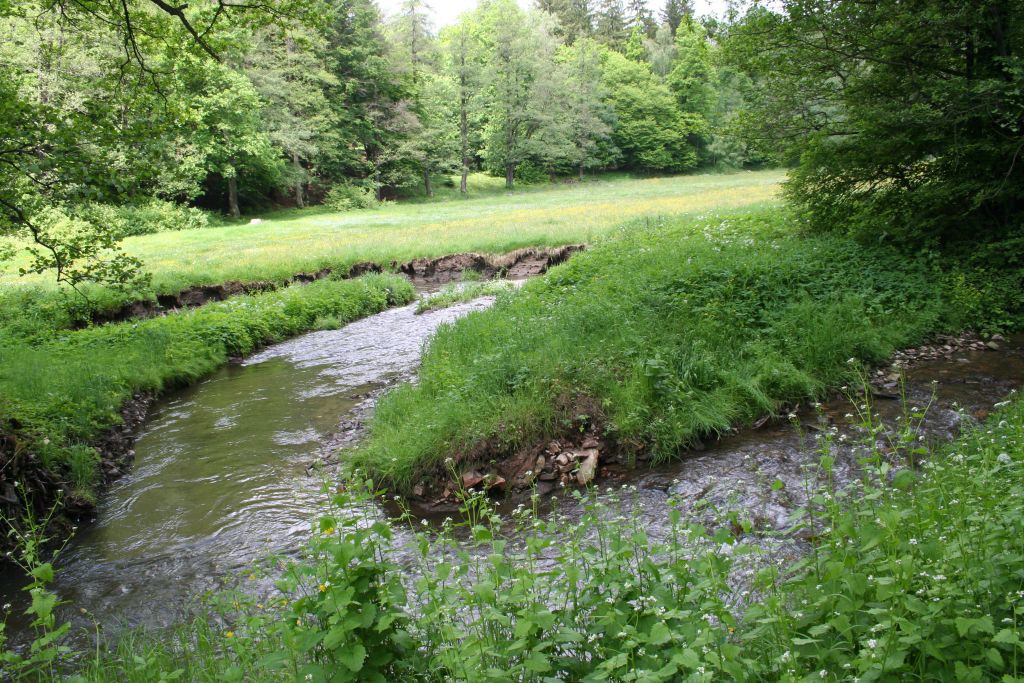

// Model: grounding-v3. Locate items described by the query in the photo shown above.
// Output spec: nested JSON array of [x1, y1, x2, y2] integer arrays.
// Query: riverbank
[[349, 208, 1024, 495], [0, 274, 416, 550]]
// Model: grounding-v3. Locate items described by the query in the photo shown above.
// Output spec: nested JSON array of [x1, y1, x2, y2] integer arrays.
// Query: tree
[[645, 22, 676, 77], [661, 0, 692, 36], [626, 0, 655, 36], [441, 16, 486, 193], [0, 0, 310, 290], [478, 0, 565, 187], [726, 0, 1024, 247], [594, 0, 627, 49], [187, 61, 281, 218], [322, 0, 409, 195], [537, 0, 595, 43], [624, 24, 647, 61], [602, 50, 697, 172], [560, 38, 617, 178], [246, 28, 335, 208]]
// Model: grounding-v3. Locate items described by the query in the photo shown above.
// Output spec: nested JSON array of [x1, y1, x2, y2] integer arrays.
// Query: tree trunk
[[293, 152, 305, 209], [460, 170, 468, 194], [423, 169, 433, 197], [459, 85, 470, 194], [505, 164, 515, 189], [579, 163, 585, 181], [227, 175, 240, 219]]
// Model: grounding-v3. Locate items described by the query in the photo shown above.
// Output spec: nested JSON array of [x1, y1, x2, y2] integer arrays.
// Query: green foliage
[[81, 201, 210, 238], [350, 209, 1016, 489], [602, 51, 698, 172], [726, 0, 1024, 247], [741, 390, 1024, 681], [324, 182, 381, 212]]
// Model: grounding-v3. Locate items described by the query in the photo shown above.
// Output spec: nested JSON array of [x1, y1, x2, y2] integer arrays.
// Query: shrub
[[324, 182, 380, 212], [83, 200, 209, 238]]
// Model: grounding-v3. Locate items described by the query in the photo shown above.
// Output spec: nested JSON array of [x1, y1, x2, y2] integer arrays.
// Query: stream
[[1, 291, 1023, 649]]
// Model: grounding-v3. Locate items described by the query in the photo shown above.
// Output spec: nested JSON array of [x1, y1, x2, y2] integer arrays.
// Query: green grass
[[349, 208, 963, 490], [0, 171, 782, 322], [0, 274, 414, 497]]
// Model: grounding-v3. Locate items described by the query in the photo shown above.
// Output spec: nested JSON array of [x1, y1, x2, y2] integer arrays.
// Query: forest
[[1, 0, 773, 293], [2, 0, 1024, 680]]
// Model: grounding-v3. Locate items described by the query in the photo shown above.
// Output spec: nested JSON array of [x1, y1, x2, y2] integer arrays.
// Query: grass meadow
[[0, 171, 783, 299]]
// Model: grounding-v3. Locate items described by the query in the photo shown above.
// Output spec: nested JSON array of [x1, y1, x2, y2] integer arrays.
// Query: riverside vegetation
[[2, 0, 1024, 679], [0, 172, 777, 529], [3, 205, 1023, 680], [7, 377, 1024, 681]]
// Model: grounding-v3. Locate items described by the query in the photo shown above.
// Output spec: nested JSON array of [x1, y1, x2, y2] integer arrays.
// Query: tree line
[[2, 0, 1019, 291]]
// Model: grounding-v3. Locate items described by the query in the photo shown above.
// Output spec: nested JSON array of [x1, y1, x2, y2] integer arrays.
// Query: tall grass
[[349, 209, 951, 490]]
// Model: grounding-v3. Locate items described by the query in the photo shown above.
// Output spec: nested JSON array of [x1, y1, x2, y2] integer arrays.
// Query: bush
[[83, 199, 209, 238], [324, 182, 380, 212]]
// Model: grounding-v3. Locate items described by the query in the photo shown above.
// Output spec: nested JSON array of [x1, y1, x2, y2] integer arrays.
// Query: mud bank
[[88, 245, 584, 325]]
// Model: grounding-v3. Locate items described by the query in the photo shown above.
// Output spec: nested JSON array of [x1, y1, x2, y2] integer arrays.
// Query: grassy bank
[[25, 388, 1022, 681], [0, 171, 782, 327], [350, 208, 1021, 490], [0, 274, 414, 507]]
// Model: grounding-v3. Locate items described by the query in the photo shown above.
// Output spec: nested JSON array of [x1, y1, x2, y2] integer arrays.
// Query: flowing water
[[1, 297, 493, 642], [2, 290, 1023, 648]]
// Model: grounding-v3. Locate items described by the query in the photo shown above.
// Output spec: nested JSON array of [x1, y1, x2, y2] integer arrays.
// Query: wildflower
[[909, 538, 918, 545], [780, 650, 792, 663], [322, 526, 336, 536], [867, 639, 878, 649], [225, 631, 234, 638], [998, 453, 1012, 465], [820, 670, 828, 679], [420, 518, 429, 526]]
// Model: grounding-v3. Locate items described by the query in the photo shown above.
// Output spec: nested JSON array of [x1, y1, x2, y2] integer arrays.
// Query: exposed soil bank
[[88, 245, 583, 325], [401, 331, 1017, 510]]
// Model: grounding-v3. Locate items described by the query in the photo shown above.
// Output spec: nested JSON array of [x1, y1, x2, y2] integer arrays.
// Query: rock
[[249, 218, 263, 225], [486, 475, 506, 491], [534, 455, 546, 472], [547, 441, 562, 454], [555, 453, 570, 467], [986, 341, 1001, 350], [413, 484, 425, 497], [462, 470, 484, 489], [992, 333, 1007, 342], [576, 451, 599, 486], [581, 436, 599, 449]]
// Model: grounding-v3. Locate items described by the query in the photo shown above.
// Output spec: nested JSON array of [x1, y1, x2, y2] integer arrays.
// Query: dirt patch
[[86, 246, 584, 326]]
